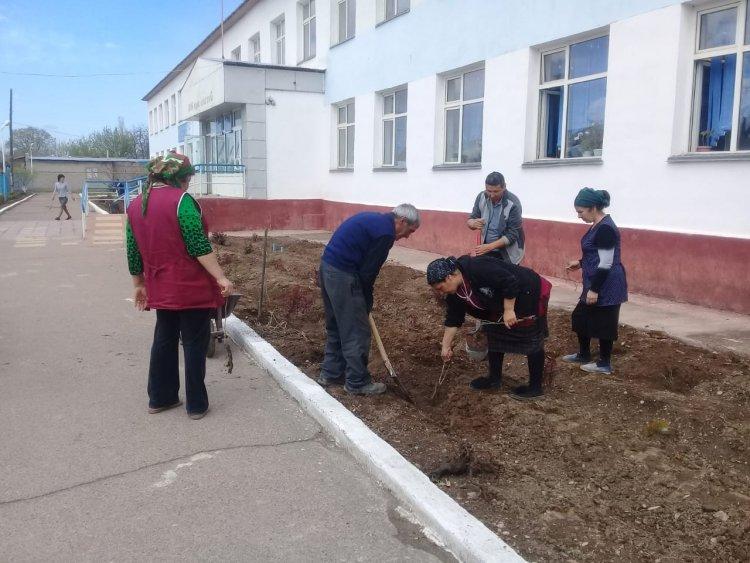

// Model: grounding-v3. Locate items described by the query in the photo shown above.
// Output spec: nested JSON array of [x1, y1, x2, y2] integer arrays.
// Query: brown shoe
[[148, 400, 183, 414]]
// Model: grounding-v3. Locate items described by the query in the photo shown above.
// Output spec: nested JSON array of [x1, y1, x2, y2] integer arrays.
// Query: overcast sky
[[0, 0, 244, 141]]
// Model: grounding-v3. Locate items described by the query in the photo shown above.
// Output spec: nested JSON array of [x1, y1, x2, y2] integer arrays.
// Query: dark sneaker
[[561, 353, 591, 364], [470, 376, 501, 391], [509, 385, 544, 401], [148, 400, 183, 414], [188, 408, 209, 420], [346, 382, 387, 395], [316, 374, 345, 387], [581, 361, 612, 375]]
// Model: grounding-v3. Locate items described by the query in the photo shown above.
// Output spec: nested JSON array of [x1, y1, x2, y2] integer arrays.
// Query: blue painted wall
[[325, 0, 682, 102]]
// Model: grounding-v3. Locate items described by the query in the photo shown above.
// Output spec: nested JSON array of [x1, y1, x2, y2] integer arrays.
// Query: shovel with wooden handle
[[368, 313, 414, 403]]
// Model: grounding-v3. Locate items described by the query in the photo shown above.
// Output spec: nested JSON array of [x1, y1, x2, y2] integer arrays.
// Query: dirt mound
[[219, 236, 750, 562]]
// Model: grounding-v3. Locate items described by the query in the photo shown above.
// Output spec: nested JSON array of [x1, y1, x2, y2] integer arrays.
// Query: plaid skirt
[[482, 316, 548, 355]]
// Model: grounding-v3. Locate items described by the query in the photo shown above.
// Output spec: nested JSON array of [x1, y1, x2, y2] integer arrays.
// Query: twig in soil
[[258, 228, 269, 321]]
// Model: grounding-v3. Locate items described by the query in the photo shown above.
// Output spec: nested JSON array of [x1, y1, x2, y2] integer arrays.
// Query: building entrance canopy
[[179, 58, 325, 122]]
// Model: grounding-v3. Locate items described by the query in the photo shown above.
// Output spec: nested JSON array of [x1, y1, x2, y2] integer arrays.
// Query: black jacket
[[444, 255, 541, 327]]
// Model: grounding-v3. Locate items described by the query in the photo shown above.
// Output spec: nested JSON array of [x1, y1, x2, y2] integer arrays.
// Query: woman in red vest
[[126, 153, 233, 420]]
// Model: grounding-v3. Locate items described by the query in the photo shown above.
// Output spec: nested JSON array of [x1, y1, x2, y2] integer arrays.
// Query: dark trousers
[[488, 349, 544, 391], [148, 308, 212, 414], [319, 260, 372, 389]]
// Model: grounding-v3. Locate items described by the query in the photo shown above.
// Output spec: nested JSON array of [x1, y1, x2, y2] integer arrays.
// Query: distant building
[[12, 156, 148, 192], [144, 0, 750, 314]]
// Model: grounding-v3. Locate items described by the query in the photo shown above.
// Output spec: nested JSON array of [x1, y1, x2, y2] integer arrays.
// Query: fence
[[0, 172, 7, 202]]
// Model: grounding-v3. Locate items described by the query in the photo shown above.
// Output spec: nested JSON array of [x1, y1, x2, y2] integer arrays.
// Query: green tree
[[5, 127, 56, 157]]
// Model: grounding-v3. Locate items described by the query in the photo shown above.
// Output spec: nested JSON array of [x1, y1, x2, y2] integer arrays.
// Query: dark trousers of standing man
[[148, 308, 212, 414], [319, 260, 372, 390]]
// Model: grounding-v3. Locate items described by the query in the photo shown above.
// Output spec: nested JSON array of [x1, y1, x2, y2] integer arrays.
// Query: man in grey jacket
[[467, 171, 525, 264]]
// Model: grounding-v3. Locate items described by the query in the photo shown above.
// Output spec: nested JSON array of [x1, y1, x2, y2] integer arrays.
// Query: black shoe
[[470, 376, 501, 391], [316, 374, 345, 387], [509, 385, 544, 401]]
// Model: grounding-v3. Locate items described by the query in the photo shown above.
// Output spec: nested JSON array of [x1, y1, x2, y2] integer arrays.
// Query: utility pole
[[220, 0, 225, 59], [8, 89, 13, 191]]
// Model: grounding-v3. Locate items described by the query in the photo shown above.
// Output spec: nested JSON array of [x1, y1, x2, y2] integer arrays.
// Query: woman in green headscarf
[[125, 152, 233, 420]]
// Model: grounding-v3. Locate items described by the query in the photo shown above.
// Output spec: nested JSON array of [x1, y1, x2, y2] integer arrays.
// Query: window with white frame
[[334, 0, 355, 44], [230, 45, 241, 61], [170, 94, 177, 125], [158, 104, 164, 130], [690, 1, 750, 151], [378, 0, 409, 24], [164, 99, 170, 128], [273, 16, 286, 65], [149, 110, 154, 135], [442, 66, 484, 164], [205, 110, 243, 165], [537, 35, 608, 159], [249, 33, 261, 62], [380, 88, 407, 167], [335, 101, 355, 168], [301, 1, 316, 60]]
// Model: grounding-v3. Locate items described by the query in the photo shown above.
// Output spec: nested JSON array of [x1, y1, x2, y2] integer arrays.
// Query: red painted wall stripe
[[199, 198, 750, 314]]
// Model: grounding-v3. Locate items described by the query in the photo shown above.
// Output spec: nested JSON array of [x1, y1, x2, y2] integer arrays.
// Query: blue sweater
[[322, 212, 396, 309]]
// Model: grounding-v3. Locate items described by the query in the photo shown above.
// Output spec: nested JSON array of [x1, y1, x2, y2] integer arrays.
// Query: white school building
[[143, 0, 750, 314]]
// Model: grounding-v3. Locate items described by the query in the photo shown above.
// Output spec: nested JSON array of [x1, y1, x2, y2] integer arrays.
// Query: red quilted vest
[[127, 186, 223, 310]]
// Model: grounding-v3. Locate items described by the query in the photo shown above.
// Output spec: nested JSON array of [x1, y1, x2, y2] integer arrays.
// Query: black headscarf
[[426, 256, 459, 285]]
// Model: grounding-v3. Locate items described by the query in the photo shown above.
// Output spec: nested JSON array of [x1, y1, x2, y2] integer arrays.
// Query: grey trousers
[[319, 260, 372, 389]]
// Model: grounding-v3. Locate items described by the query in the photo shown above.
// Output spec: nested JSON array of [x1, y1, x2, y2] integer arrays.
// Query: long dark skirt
[[482, 316, 548, 355], [571, 302, 621, 341]]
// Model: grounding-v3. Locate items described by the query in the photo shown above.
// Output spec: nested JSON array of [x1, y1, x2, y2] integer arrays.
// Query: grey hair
[[392, 203, 420, 226]]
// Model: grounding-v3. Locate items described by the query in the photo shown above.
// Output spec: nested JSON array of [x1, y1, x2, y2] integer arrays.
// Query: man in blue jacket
[[318, 204, 421, 395]]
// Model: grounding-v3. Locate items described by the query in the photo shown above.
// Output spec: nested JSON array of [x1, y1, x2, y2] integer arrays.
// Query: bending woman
[[427, 255, 551, 401], [563, 188, 628, 374]]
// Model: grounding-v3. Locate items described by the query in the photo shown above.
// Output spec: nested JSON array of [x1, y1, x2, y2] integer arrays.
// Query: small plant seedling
[[211, 232, 228, 245], [644, 418, 670, 436]]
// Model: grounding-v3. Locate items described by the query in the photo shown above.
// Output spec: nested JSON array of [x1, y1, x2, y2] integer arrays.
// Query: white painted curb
[[0, 193, 36, 215], [225, 315, 525, 563], [88, 201, 109, 215]]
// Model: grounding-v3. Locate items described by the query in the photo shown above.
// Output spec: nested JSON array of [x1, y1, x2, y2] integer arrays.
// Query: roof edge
[[142, 0, 262, 102]]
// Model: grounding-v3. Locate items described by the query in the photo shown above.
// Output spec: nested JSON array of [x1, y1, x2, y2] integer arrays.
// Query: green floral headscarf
[[141, 152, 196, 216]]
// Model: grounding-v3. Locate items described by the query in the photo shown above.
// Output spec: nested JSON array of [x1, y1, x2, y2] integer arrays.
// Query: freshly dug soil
[[219, 235, 750, 562]]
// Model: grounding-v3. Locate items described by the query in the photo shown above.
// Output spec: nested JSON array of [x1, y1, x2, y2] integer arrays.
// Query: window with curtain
[[537, 35, 608, 159], [691, 1, 750, 151], [442, 67, 484, 164], [380, 88, 407, 167], [335, 101, 355, 168], [302, 1, 316, 60]]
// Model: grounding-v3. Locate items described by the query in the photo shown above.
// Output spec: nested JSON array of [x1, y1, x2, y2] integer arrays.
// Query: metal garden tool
[[430, 361, 451, 404], [368, 313, 414, 403]]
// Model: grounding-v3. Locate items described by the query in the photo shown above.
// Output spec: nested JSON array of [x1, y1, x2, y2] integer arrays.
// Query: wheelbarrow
[[207, 293, 242, 358]]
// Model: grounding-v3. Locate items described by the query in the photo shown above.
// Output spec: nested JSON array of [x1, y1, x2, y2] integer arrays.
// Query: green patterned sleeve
[[126, 219, 144, 275], [178, 194, 213, 258]]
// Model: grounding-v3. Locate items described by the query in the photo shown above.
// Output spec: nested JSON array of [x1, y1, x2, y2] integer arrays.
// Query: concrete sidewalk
[[0, 197, 449, 561], [228, 229, 750, 358]]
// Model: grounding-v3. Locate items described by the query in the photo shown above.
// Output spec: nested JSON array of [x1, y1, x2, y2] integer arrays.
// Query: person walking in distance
[[52, 174, 73, 220]]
